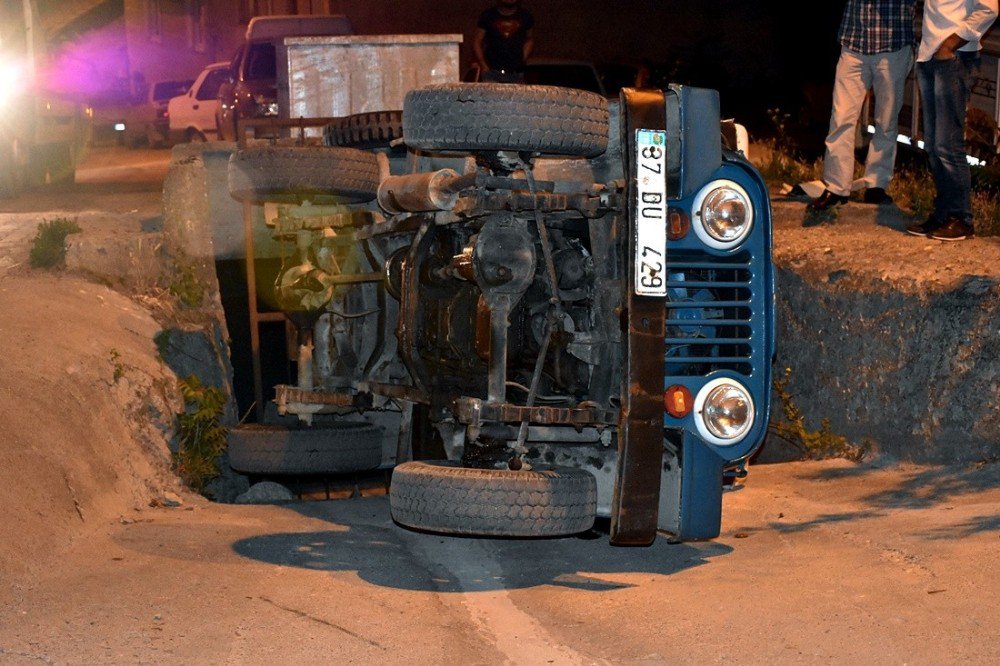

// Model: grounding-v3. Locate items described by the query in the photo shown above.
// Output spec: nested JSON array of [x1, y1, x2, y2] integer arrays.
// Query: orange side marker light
[[664, 384, 693, 418]]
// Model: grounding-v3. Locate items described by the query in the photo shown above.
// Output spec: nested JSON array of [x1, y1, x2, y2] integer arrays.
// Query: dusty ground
[[0, 148, 182, 579], [769, 196, 1000, 293], [0, 146, 996, 664]]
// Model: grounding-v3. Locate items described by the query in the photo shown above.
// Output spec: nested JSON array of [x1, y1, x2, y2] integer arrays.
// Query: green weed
[[971, 190, 1000, 237], [753, 138, 824, 186], [802, 205, 839, 227], [169, 260, 205, 308], [769, 367, 870, 462], [174, 375, 228, 493], [752, 108, 824, 186], [29, 218, 81, 268]]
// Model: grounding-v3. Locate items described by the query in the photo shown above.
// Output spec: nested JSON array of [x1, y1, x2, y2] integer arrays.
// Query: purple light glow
[[42, 21, 134, 104]]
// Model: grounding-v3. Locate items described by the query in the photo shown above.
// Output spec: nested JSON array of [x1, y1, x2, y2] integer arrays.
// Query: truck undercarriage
[[226, 82, 775, 544]]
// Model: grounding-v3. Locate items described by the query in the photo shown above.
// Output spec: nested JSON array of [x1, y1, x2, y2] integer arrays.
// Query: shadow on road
[[230, 503, 732, 593], [767, 462, 999, 539], [803, 462, 998, 508]]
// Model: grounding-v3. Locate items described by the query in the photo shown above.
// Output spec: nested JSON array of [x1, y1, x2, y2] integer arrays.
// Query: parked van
[[217, 15, 353, 141]]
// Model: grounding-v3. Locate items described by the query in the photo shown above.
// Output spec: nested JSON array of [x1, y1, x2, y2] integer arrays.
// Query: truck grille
[[664, 250, 753, 377]]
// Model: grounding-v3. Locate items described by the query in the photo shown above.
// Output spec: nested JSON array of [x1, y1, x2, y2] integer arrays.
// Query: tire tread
[[403, 83, 608, 157], [324, 110, 403, 149], [390, 460, 596, 537], [227, 422, 383, 474], [228, 146, 380, 204]]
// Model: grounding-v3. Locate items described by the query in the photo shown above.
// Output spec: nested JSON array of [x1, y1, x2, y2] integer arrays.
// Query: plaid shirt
[[838, 0, 917, 54]]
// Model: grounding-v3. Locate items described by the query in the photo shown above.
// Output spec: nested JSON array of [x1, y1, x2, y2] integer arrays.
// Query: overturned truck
[[227, 82, 775, 544]]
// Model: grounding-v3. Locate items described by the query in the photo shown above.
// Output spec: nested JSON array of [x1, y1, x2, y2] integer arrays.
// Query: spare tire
[[228, 145, 380, 205], [403, 83, 609, 157], [324, 110, 403, 149], [227, 421, 383, 475], [390, 460, 597, 537]]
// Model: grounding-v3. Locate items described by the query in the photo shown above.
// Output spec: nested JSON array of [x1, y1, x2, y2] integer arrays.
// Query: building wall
[[122, 0, 217, 90]]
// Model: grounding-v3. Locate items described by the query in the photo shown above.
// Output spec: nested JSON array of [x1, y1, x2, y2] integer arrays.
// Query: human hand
[[935, 33, 968, 60]]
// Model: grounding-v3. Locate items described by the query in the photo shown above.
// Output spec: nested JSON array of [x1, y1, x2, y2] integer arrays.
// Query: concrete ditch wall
[[770, 199, 999, 463], [156, 144, 239, 426]]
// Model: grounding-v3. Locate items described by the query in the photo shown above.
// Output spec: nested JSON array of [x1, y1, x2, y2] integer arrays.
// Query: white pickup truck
[[168, 61, 230, 143]]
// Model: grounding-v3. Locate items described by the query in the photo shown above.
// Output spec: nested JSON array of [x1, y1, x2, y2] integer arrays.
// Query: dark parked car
[[227, 82, 775, 544], [217, 14, 353, 141], [464, 58, 650, 98], [464, 57, 608, 96], [145, 79, 193, 146]]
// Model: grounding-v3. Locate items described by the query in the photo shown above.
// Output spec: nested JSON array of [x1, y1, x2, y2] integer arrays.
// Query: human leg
[[928, 55, 976, 223], [907, 60, 944, 236], [821, 49, 868, 196], [863, 47, 913, 190], [916, 60, 945, 220]]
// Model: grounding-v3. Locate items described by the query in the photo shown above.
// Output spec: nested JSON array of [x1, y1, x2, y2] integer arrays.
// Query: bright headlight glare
[[694, 378, 755, 446], [255, 94, 279, 117], [0, 62, 24, 108], [693, 180, 754, 249], [256, 101, 279, 117]]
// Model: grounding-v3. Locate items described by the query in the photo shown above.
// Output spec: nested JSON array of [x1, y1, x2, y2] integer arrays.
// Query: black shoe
[[863, 187, 893, 205], [807, 189, 849, 211], [905, 215, 941, 237], [929, 216, 975, 241]]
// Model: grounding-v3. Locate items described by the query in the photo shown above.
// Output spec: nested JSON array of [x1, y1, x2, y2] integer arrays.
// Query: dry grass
[[752, 139, 1000, 236], [752, 138, 824, 187]]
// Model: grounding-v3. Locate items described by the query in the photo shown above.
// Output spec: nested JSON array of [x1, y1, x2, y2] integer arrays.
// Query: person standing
[[473, 0, 535, 83], [809, 0, 916, 211], [906, 0, 998, 240]]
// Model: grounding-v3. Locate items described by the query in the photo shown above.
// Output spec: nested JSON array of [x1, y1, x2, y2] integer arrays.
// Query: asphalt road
[[0, 146, 170, 217], [0, 460, 997, 664]]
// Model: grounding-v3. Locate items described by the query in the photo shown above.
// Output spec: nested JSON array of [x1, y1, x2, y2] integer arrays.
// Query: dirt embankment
[[0, 272, 183, 579]]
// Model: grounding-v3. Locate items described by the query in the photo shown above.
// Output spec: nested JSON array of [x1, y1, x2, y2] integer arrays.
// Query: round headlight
[[692, 180, 754, 249], [693, 378, 755, 446]]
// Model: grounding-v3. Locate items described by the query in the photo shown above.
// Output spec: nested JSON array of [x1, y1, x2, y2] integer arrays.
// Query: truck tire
[[227, 422, 383, 475], [228, 146, 380, 204], [324, 110, 403, 149], [403, 83, 608, 157], [390, 460, 597, 537]]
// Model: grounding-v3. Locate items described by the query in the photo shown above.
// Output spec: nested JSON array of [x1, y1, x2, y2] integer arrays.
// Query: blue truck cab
[[640, 86, 775, 539]]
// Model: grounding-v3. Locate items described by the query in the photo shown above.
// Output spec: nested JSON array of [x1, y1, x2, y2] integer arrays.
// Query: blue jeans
[[916, 52, 979, 223]]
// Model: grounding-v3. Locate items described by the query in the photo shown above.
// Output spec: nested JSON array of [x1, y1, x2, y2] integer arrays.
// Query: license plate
[[633, 129, 666, 296]]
